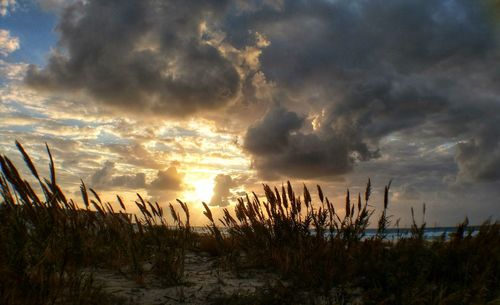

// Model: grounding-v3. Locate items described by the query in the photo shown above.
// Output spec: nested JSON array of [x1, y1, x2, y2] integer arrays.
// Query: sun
[[191, 179, 215, 203]]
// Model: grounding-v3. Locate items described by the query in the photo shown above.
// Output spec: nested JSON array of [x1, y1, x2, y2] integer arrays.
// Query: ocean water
[[361, 227, 480, 241], [192, 226, 481, 241]]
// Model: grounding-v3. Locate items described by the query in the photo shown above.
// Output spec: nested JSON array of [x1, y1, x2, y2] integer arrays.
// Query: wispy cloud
[[0, 29, 19, 56], [0, 0, 16, 16]]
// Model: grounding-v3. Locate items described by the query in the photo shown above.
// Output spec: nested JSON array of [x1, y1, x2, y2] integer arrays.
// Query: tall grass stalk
[[0, 142, 191, 304]]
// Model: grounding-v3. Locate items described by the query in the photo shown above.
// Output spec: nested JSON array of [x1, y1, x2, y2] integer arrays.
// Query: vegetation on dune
[[201, 181, 500, 305], [0, 142, 191, 305], [0, 142, 499, 305]]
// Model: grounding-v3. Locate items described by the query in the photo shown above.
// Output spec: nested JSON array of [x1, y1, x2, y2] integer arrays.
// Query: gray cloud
[[105, 143, 163, 169], [26, 0, 240, 117], [209, 174, 236, 207], [90, 161, 146, 189], [235, 0, 500, 182], [233, 0, 494, 87], [149, 167, 182, 191], [456, 136, 500, 182], [21, 0, 500, 183], [90, 161, 182, 193], [243, 105, 374, 179], [244, 105, 303, 155], [146, 166, 184, 202]]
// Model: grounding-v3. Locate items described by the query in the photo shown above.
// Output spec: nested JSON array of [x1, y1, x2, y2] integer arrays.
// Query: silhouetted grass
[[0, 142, 191, 304], [202, 181, 500, 305], [1, 142, 499, 305]]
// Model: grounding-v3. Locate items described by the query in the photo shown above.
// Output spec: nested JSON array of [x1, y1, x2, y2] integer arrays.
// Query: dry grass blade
[[303, 184, 311, 209], [155, 202, 163, 217], [317, 185, 324, 203], [287, 181, 294, 202], [106, 202, 115, 213], [177, 199, 190, 228], [282, 184, 288, 209], [92, 199, 105, 216], [345, 189, 350, 218], [169, 203, 179, 223], [148, 201, 159, 217], [202, 202, 213, 222], [365, 178, 371, 203], [134, 215, 144, 235], [89, 188, 102, 204], [80, 180, 90, 209], [16, 141, 40, 181], [117, 195, 126, 211], [2, 156, 23, 185], [383, 180, 392, 210], [45, 142, 56, 188]]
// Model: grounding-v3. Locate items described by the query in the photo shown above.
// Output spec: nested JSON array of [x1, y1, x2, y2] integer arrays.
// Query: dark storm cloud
[[244, 105, 303, 155], [328, 78, 449, 140], [243, 105, 374, 179], [22, 0, 500, 182], [230, 0, 494, 87], [235, 0, 500, 181], [456, 131, 500, 182], [25, 0, 240, 117]]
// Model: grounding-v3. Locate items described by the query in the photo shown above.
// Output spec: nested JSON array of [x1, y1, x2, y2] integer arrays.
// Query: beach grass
[[0, 142, 191, 304], [1, 142, 499, 305], [201, 179, 500, 304]]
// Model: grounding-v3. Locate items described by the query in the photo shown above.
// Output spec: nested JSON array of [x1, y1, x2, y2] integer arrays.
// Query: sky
[[1, 0, 500, 227]]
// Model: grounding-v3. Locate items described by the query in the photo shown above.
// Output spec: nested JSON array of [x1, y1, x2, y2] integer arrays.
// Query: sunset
[[1, 0, 499, 304]]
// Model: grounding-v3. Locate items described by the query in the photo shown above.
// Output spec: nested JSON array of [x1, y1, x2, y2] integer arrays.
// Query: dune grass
[[0, 142, 499, 305], [201, 182, 500, 305], [0, 142, 191, 304]]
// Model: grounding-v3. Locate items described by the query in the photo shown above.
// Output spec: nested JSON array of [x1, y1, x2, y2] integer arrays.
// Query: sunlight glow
[[187, 178, 215, 204]]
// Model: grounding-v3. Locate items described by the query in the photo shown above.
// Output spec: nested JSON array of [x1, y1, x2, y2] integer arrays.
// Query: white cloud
[[0, 59, 28, 80], [0, 0, 16, 16], [0, 29, 19, 56]]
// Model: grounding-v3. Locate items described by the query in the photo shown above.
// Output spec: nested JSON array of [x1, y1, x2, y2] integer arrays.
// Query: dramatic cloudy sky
[[1, 0, 500, 226]]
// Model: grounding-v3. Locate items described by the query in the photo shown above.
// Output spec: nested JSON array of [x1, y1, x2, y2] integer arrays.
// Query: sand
[[90, 251, 284, 305]]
